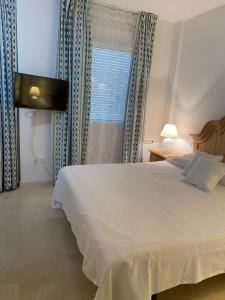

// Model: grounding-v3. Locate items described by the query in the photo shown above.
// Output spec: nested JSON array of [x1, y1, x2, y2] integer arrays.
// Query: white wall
[[143, 20, 176, 161], [17, 0, 60, 182], [144, 20, 175, 142], [99, 0, 225, 22], [169, 5, 225, 137]]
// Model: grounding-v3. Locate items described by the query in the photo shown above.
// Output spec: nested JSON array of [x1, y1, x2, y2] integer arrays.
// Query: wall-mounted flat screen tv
[[14, 73, 69, 111]]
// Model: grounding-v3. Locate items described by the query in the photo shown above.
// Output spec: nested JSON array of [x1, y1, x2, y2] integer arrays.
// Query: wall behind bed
[[168, 5, 225, 139]]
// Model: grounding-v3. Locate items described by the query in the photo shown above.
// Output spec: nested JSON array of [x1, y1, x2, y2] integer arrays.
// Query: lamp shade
[[160, 124, 179, 138]]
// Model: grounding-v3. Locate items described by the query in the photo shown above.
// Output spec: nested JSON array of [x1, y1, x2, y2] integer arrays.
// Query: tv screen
[[14, 73, 69, 111]]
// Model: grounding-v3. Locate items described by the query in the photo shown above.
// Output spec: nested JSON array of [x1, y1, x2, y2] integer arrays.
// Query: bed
[[52, 116, 225, 300]]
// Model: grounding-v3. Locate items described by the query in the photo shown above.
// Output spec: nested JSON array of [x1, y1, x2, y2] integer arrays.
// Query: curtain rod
[[90, 0, 141, 14]]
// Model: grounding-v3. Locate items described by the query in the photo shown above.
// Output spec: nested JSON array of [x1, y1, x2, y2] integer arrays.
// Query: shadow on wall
[[145, 75, 173, 142], [30, 109, 52, 127], [163, 21, 184, 124], [20, 109, 53, 182], [169, 5, 225, 137], [29, 110, 52, 164], [174, 69, 225, 135]]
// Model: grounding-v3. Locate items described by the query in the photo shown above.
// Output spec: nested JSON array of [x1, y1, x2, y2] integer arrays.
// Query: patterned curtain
[[123, 12, 158, 163], [0, 0, 18, 191], [53, 0, 92, 182]]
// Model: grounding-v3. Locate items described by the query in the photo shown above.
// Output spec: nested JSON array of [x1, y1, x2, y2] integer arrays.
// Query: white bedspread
[[52, 161, 225, 300]]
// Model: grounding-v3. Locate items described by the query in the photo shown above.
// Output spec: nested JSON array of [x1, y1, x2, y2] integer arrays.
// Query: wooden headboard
[[190, 116, 225, 162]]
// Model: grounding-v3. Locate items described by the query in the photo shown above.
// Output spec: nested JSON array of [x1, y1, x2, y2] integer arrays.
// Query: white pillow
[[183, 151, 223, 176], [183, 157, 225, 192], [167, 153, 194, 169]]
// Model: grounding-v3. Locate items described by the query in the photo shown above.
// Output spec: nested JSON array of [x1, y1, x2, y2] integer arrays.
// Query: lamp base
[[162, 138, 174, 151]]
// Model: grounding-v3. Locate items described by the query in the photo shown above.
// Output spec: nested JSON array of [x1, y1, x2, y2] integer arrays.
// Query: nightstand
[[149, 148, 180, 162]]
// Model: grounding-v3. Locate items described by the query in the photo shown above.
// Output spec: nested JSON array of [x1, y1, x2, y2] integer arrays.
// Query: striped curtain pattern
[[53, 0, 92, 182], [123, 12, 158, 163], [0, 0, 18, 191]]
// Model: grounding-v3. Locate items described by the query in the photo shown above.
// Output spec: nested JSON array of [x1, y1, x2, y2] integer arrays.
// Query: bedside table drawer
[[149, 148, 180, 162], [150, 152, 165, 162]]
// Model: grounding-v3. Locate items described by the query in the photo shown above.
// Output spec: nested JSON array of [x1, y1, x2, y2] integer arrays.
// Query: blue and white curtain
[[0, 0, 18, 191], [123, 12, 158, 163], [53, 0, 92, 182], [53, 1, 157, 178]]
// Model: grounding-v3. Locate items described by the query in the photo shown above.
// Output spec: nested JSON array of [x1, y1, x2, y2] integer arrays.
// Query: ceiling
[[100, 0, 225, 22]]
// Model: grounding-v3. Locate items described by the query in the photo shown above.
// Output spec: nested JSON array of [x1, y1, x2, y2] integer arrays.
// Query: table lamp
[[160, 124, 179, 150]]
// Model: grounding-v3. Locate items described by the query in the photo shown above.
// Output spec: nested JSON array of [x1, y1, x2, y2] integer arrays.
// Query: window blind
[[91, 47, 132, 122]]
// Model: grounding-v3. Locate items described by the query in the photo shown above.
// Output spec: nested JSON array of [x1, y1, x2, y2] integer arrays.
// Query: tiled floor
[[1, 182, 225, 300], [0, 182, 97, 300]]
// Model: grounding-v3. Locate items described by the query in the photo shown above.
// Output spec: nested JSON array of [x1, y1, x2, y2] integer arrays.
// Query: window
[[91, 47, 132, 122]]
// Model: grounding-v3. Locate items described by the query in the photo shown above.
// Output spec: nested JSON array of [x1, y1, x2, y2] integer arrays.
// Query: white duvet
[[52, 161, 225, 300]]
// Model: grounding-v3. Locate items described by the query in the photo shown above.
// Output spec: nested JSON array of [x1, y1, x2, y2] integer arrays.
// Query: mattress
[[52, 161, 225, 300]]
